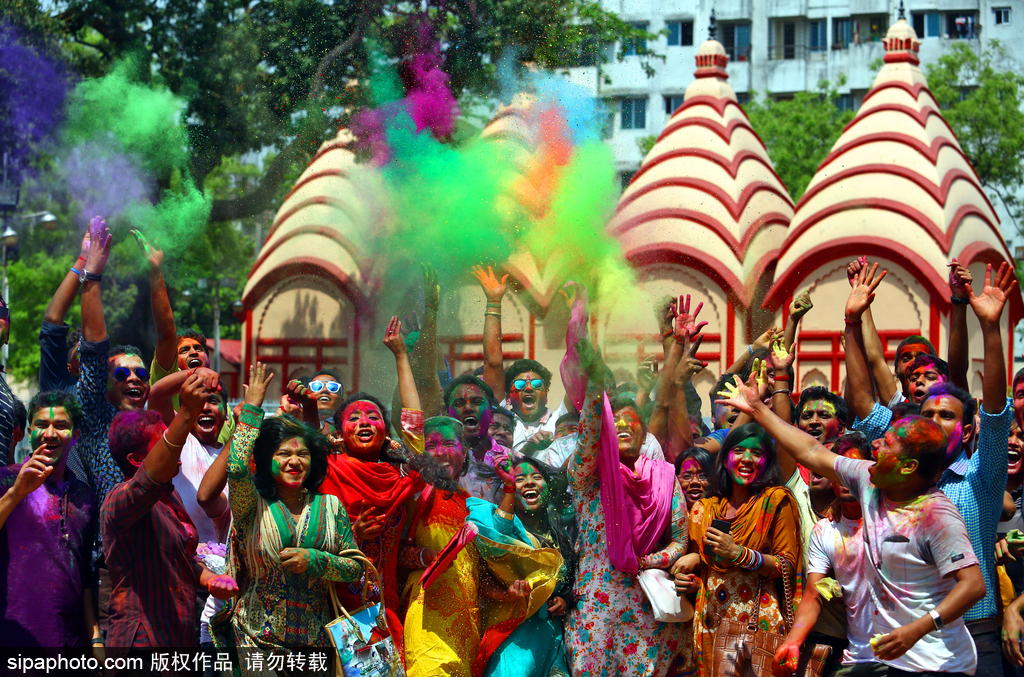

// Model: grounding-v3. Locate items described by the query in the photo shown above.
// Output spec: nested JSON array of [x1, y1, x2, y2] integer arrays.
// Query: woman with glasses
[[675, 447, 713, 511], [306, 371, 344, 434], [673, 423, 801, 677]]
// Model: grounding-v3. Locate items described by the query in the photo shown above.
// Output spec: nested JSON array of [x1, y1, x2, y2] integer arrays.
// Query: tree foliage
[[744, 78, 855, 201]]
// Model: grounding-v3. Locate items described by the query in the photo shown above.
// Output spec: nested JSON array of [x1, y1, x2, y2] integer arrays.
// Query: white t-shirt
[[172, 433, 231, 644], [541, 431, 665, 468], [808, 515, 872, 664], [509, 401, 569, 454], [834, 456, 979, 675]]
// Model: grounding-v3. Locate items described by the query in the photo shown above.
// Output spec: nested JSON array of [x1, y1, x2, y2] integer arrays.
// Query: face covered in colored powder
[[1013, 377, 1024, 431], [726, 437, 768, 487], [712, 401, 739, 431], [176, 337, 210, 371], [920, 394, 969, 456], [554, 419, 579, 439], [448, 384, 491, 443], [908, 364, 947, 404], [613, 406, 644, 463], [868, 424, 918, 490], [107, 353, 150, 411], [514, 461, 549, 514], [340, 400, 386, 461], [509, 371, 548, 422], [424, 423, 466, 482], [192, 392, 226, 447], [896, 342, 933, 388], [29, 406, 77, 466], [271, 437, 311, 494], [488, 412, 514, 449], [1009, 426, 1024, 479], [798, 399, 844, 444], [677, 457, 709, 508]]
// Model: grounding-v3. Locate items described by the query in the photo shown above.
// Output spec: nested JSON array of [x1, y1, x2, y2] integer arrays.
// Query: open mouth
[[196, 414, 218, 433], [463, 415, 478, 430], [1010, 448, 1022, 471], [124, 387, 145, 401], [318, 395, 332, 404], [685, 487, 704, 502], [912, 388, 926, 402], [356, 429, 375, 442], [734, 464, 758, 481], [521, 488, 540, 504], [519, 393, 537, 406], [805, 424, 823, 440], [187, 357, 203, 369], [617, 431, 632, 442]]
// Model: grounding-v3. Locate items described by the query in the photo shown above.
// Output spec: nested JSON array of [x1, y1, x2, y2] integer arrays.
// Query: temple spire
[[708, 9, 717, 40], [898, 0, 906, 20]]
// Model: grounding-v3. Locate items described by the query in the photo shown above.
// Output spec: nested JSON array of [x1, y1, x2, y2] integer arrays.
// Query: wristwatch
[[929, 609, 944, 631], [79, 269, 102, 283]]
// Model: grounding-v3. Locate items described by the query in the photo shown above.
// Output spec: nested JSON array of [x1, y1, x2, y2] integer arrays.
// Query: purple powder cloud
[[59, 141, 156, 223]]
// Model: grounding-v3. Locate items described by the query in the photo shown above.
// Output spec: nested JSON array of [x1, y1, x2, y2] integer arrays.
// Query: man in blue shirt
[[845, 259, 1017, 677]]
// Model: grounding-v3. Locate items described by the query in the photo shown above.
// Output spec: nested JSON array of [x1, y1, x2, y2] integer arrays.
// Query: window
[[620, 97, 647, 130], [836, 94, 854, 111], [620, 171, 637, 190], [809, 20, 827, 52], [912, 12, 942, 38], [664, 95, 686, 115], [565, 35, 604, 67], [667, 20, 694, 46], [783, 21, 796, 58], [866, 15, 888, 41], [833, 18, 851, 48], [995, 8, 1011, 24], [736, 92, 750, 105], [947, 12, 977, 39], [721, 22, 751, 61], [624, 22, 648, 55]]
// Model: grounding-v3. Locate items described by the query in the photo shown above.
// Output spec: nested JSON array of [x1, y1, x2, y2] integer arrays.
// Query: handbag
[[209, 600, 242, 677], [638, 568, 694, 622], [326, 549, 405, 677], [711, 558, 831, 677]]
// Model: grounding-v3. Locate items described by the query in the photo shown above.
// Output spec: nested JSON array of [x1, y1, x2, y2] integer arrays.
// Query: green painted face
[[513, 461, 549, 514], [726, 437, 767, 486]]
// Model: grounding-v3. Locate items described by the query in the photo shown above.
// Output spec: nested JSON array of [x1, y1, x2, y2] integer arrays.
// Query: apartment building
[[565, 0, 1024, 184]]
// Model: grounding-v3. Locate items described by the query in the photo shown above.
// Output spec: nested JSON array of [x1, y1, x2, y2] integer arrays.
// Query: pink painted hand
[[83, 216, 112, 275], [206, 574, 239, 600], [947, 257, 972, 300], [674, 294, 708, 342], [506, 580, 531, 601], [772, 642, 801, 677]]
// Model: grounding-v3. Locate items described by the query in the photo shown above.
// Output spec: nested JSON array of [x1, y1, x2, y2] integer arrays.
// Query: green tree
[[926, 40, 1024, 239], [745, 78, 855, 201]]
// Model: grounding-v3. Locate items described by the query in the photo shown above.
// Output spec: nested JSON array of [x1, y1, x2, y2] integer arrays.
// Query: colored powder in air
[[58, 57, 210, 255]]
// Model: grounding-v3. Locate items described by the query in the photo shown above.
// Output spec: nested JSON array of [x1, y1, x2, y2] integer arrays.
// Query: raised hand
[[674, 294, 708, 342], [84, 216, 112, 275], [947, 257, 972, 300], [471, 265, 508, 303], [753, 325, 782, 350], [769, 339, 796, 373], [750, 358, 770, 400], [968, 262, 1018, 326], [179, 372, 211, 416], [352, 505, 387, 541], [493, 452, 516, 487], [285, 379, 316, 406], [422, 263, 439, 312], [383, 315, 406, 356], [789, 290, 813, 320], [716, 374, 762, 416], [557, 282, 580, 310], [637, 355, 659, 392], [11, 455, 53, 498], [131, 230, 164, 270], [672, 336, 707, 386], [244, 362, 274, 408], [845, 261, 887, 320], [846, 255, 867, 288]]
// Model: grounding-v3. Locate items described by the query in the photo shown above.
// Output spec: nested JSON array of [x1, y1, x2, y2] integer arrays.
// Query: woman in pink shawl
[[565, 339, 688, 676]]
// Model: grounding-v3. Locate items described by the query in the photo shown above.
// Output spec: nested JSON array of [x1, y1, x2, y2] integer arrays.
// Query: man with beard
[[443, 374, 508, 501], [503, 359, 570, 455], [0, 391, 100, 654]]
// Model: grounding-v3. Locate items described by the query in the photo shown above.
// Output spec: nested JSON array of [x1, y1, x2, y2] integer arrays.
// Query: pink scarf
[[598, 394, 676, 575]]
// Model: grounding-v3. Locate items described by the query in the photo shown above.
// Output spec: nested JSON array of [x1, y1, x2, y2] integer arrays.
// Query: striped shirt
[[101, 465, 199, 648], [75, 338, 126, 508], [0, 370, 17, 466]]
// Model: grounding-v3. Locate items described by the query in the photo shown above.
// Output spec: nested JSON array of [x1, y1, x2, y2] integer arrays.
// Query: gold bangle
[[162, 432, 185, 449], [495, 508, 515, 521], [485, 311, 502, 317]]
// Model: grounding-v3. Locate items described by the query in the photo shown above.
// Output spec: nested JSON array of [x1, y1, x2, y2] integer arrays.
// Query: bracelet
[[486, 302, 502, 308], [418, 549, 428, 568], [844, 317, 862, 326], [71, 267, 82, 277], [91, 638, 104, 645], [496, 507, 515, 520], [773, 374, 790, 382], [772, 389, 791, 396], [748, 345, 754, 356], [502, 484, 516, 493], [485, 311, 502, 317], [162, 432, 184, 449], [661, 328, 674, 339], [950, 296, 970, 306]]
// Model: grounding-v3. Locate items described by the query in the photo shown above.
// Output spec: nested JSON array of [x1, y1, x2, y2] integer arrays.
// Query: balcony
[[767, 43, 808, 61]]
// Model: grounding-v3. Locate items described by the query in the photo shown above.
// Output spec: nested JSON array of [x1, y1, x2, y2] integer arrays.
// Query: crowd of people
[[3, 215, 1024, 677]]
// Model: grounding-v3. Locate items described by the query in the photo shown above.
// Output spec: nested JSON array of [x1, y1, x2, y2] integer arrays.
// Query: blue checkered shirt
[[851, 402, 892, 443], [939, 401, 1011, 620]]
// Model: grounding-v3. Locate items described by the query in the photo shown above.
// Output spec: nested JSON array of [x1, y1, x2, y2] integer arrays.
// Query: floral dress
[[225, 404, 363, 662], [564, 384, 689, 677]]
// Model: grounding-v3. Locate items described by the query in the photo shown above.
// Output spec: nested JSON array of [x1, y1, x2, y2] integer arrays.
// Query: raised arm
[[783, 291, 812, 351], [848, 257, 897, 403], [43, 231, 88, 326], [726, 325, 781, 375], [473, 265, 508, 401], [40, 233, 89, 392], [718, 374, 841, 484], [226, 363, 273, 528], [410, 263, 441, 416], [132, 231, 177, 373], [844, 262, 888, 422], [968, 262, 1017, 413], [144, 372, 212, 485], [384, 315, 420, 412], [946, 259, 972, 391], [768, 340, 798, 481], [80, 217, 112, 344], [569, 339, 607, 486], [148, 366, 220, 425], [196, 438, 231, 519], [666, 337, 705, 462]]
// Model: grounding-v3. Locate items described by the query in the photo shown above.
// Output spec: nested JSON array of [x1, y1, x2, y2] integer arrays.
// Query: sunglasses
[[113, 366, 150, 383], [513, 378, 545, 391], [308, 380, 342, 394], [0, 307, 9, 320]]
